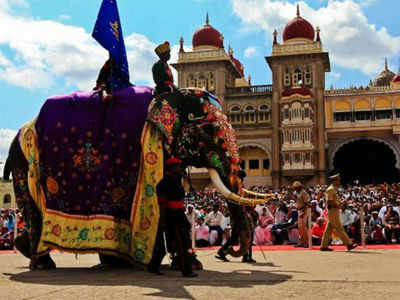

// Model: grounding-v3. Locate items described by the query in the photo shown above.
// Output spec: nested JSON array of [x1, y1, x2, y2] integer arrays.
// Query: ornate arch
[[238, 142, 271, 158], [329, 136, 400, 170]]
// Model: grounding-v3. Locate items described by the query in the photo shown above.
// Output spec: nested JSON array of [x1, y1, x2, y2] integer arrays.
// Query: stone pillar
[[315, 63, 327, 185], [271, 64, 281, 189]]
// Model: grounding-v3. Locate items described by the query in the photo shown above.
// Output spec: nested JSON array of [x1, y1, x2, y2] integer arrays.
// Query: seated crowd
[[2, 183, 400, 251], [185, 183, 400, 247], [0, 209, 24, 250]]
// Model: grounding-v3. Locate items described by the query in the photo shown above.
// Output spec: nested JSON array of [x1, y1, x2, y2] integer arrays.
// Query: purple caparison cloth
[[34, 86, 154, 221]]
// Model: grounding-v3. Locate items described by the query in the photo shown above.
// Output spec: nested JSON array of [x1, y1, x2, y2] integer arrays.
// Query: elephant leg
[[98, 254, 132, 268], [29, 254, 56, 271]]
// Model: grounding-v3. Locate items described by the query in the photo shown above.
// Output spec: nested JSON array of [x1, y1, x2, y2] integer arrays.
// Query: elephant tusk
[[208, 169, 268, 206], [242, 189, 274, 200]]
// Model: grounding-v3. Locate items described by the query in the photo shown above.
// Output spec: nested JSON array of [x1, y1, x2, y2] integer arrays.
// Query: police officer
[[148, 157, 198, 277], [152, 41, 177, 95], [320, 174, 358, 251], [292, 181, 310, 248]]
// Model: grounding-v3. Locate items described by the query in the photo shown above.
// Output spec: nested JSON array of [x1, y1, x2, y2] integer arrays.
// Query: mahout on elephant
[[3, 84, 271, 271]]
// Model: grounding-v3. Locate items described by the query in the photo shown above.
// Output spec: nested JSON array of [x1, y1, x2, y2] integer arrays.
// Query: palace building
[[172, 7, 400, 189]]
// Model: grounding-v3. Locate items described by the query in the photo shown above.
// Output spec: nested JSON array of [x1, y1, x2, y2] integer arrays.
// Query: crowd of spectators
[[2, 182, 400, 251], [0, 209, 24, 250], [185, 183, 400, 247]]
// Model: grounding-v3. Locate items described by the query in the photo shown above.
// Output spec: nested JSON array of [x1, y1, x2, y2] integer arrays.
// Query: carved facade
[[172, 9, 400, 189]]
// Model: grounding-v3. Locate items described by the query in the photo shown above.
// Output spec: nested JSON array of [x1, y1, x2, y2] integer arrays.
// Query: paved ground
[[0, 248, 399, 300]]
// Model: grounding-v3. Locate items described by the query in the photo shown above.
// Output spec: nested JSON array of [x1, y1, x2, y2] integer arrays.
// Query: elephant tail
[[3, 133, 27, 180], [3, 156, 11, 180]]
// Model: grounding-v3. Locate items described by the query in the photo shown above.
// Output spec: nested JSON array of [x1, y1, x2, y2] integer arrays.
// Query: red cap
[[166, 157, 182, 166]]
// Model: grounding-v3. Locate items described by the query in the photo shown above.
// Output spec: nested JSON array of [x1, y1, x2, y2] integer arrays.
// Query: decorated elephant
[[3, 85, 270, 270]]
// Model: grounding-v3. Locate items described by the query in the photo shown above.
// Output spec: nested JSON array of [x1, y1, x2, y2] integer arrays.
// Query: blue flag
[[92, 0, 130, 91]]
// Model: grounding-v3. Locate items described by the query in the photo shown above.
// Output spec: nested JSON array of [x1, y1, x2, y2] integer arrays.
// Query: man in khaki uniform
[[293, 181, 310, 247], [321, 174, 358, 251]]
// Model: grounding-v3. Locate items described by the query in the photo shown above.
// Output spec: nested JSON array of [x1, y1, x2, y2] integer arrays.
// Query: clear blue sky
[[1, 0, 400, 131]]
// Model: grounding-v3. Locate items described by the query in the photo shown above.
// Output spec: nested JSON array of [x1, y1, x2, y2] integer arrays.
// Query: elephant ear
[[147, 93, 182, 147]]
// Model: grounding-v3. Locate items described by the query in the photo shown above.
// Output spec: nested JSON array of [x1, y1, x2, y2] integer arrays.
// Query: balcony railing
[[325, 85, 393, 96], [226, 84, 273, 96]]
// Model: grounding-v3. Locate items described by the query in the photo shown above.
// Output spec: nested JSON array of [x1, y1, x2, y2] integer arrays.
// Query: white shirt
[[221, 215, 231, 230], [206, 211, 223, 227], [340, 209, 354, 227], [378, 206, 400, 224]]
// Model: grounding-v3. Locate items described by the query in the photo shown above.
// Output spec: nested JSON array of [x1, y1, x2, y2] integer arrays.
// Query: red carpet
[[196, 244, 400, 251], [1, 244, 400, 255]]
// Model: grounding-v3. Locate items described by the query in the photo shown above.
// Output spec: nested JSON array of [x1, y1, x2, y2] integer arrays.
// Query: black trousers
[[243, 230, 254, 260], [219, 227, 239, 255], [148, 210, 193, 275]]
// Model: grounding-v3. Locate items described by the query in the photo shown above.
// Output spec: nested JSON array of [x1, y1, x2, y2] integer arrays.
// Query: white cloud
[[0, 128, 17, 177], [0, 1, 162, 90], [231, 0, 400, 75], [244, 46, 259, 58]]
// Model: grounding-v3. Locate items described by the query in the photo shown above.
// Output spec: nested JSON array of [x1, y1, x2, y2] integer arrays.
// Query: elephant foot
[[97, 254, 132, 269], [29, 254, 56, 271]]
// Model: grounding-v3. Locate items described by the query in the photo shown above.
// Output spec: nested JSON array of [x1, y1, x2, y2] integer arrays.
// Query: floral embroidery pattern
[[105, 228, 116, 240], [149, 100, 179, 145], [145, 152, 158, 165], [46, 177, 59, 195], [78, 228, 89, 241], [145, 184, 155, 197], [52, 224, 62, 237], [111, 187, 125, 202], [72, 143, 101, 172]]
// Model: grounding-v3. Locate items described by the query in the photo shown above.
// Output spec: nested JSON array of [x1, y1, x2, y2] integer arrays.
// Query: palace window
[[304, 107, 310, 119], [305, 153, 311, 162], [263, 159, 270, 170], [3, 194, 11, 204], [258, 105, 270, 123], [188, 74, 196, 88], [229, 106, 242, 124], [249, 160, 260, 170], [240, 160, 246, 170], [293, 68, 302, 86], [375, 109, 393, 120], [305, 67, 312, 85], [284, 68, 291, 87], [208, 73, 215, 91], [284, 153, 290, 163], [284, 108, 290, 120], [294, 153, 301, 163], [396, 109, 400, 119], [198, 74, 207, 89], [244, 106, 256, 123], [354, 111, 372, 121], [334, 112, 352, 122]]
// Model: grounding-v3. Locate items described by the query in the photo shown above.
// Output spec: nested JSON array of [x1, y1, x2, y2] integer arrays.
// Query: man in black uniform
[[148, 157, 198, 277], [152, 41, 178, 95], [215, 170, 248, 262]]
